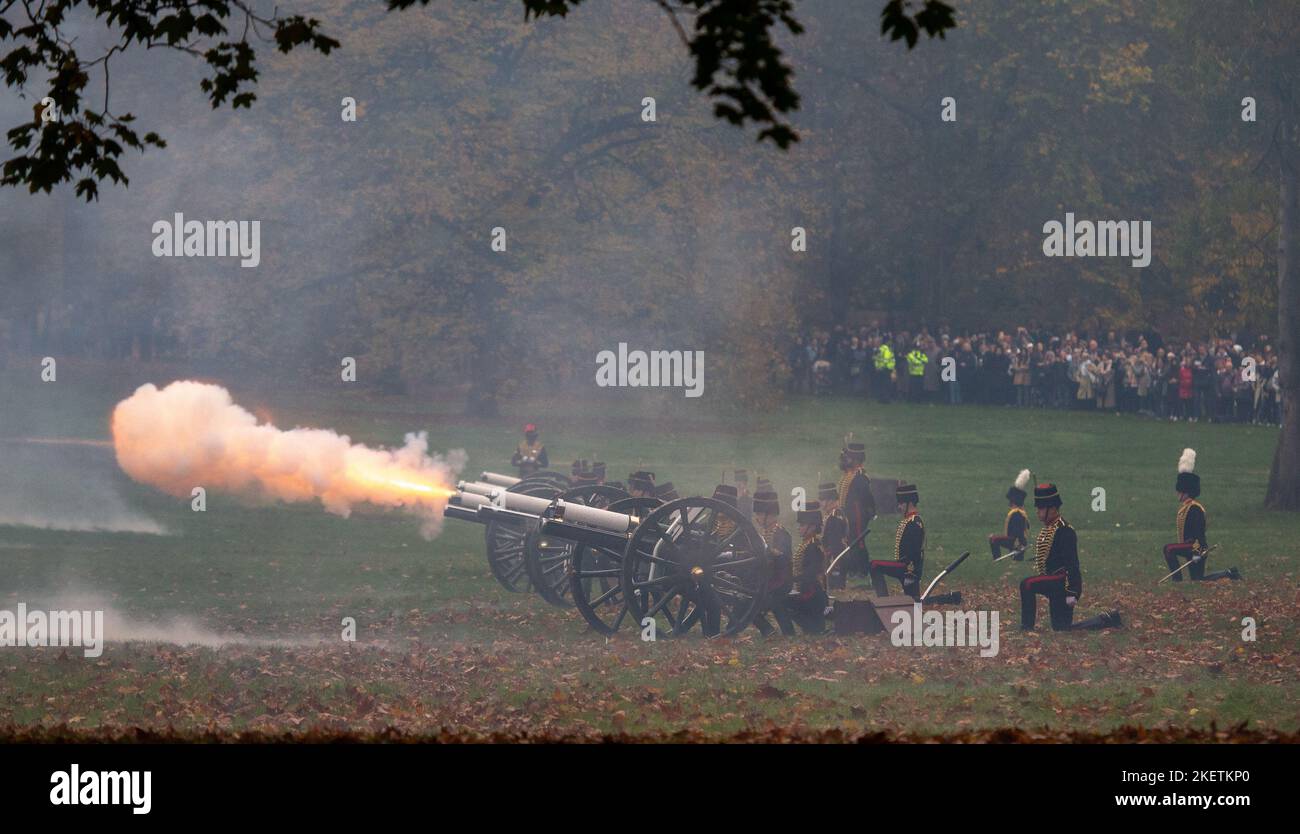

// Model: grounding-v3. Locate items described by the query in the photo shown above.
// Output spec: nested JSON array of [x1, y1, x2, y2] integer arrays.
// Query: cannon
[[457, 476, 567, 593], [447, 485, 771, 637]]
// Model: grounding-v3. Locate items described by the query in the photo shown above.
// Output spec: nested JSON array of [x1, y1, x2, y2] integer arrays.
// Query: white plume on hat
[[1178, 448, 1196, 474], [1014, 469, 1032, 491]]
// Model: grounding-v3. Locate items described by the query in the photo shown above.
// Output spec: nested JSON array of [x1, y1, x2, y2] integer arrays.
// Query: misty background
[[0, 0, 1286, 415]]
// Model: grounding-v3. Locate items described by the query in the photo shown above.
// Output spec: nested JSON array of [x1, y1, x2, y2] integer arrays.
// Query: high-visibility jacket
[[874, 345, 894, 371], [906, 349, 927, 377]]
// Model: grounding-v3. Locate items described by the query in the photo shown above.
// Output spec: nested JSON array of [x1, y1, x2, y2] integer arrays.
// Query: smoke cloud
[[111, 380, 465, 538]]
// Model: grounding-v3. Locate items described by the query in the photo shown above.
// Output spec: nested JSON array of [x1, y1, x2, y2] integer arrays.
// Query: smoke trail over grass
[[112, 380, 465, 539]]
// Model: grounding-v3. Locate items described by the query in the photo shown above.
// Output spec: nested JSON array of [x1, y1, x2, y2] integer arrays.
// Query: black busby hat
[[628, 470, 655, 492], [842, 440, 866, 463], [591, 461, 606, 480], [752, 490, 780, 515], [654, 482, 679, 501], [571, 459, 587, 476], [896, 483, 919, 505], [1033, 483, 1062, 509], [711, 484, 738, 507], [1007, 469, 1031, 505], [756, 476, 773, 491], [796, 500, 823, 529], [1176, 448, 1200, 497], [818, 482, 838, 501]]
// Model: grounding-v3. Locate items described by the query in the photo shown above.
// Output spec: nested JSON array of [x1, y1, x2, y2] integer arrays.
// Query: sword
[[992, 545, 1026, 563], [1157, 544, 1219, 584], [824, 526, 872, 578], [920, 551, 970, 602]]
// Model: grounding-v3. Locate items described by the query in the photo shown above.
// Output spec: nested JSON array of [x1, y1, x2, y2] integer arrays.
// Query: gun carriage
[[448, 476, 771, 637]]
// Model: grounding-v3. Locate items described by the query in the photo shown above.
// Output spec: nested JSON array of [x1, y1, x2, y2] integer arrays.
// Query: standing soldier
[[837, 439, 876, 578], [1019, 483, 1121, 631], [990, 469, 1032, 560], [511, 423, 548, 478], [819, 481, 847, 590], [1163, 448, 1241, 582], [750, 489, 796, 636], [788, 500, 829, 634]]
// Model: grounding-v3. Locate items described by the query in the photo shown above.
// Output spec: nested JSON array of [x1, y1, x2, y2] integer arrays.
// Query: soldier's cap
[[711, 484, 738, 507], [653, 482, 678, 500], [628, 471, 656, 491], [818, 482, 838, 500], [796, 501, 823, 529], [896, 483, 920, 504], [1033, 483, 1062, 509], [591, 461, 606, 478], [523, 423, 537, 433], [756, 477, 773, 491], [842, 442, 866, 462], [752, 490, 779, 515]]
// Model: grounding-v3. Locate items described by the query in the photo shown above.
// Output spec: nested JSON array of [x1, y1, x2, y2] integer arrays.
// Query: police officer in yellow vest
[[873, 340, 895, 403], [906, 346, 927, 402]]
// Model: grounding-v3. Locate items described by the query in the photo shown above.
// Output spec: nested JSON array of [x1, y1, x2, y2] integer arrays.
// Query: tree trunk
[[1265, 111, 1300, 510]]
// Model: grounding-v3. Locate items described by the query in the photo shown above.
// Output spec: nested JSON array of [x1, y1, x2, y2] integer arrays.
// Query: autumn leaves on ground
[[1, 366, 1296, 741]]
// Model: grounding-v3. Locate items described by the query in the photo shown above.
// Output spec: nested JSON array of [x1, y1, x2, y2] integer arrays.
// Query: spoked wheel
[[525, 484, 630, 607], [570, 496, 662, 634], [484, 481, 563, 593], [621, 497, 769, 638], [517, 471, 571, 492]]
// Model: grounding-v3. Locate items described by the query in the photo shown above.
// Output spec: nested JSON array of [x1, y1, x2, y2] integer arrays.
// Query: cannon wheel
[[484, 480, 564, 593], [621, 497, 768, 638], [569, 495, 662, 634], [524, 484, 630, 607], [517, 471, 571, 491]]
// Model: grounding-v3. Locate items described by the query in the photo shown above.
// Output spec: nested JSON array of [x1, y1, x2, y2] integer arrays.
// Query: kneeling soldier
[[788, 501, 829, 634], [990, 468, 1032, 560], [819, 482, 848, 590], [1164, 448, 1240, 582], [1020, 483, 1120, 631], [750, 490, 796, 636], [870, 484, 924, 598]]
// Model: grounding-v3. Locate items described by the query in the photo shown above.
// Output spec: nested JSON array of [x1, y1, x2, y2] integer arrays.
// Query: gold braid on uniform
[[757, 519, 781, 547], [1177, 500, 1205, 553], [1005, 507, 1027, 537], [793, 535, 824, 591], [713, 515, 737, 542], [837, 469, 857, 506], [1034, 517, 1065, 574], [517, 440, 543, 458], [894, 514, 923, 574]]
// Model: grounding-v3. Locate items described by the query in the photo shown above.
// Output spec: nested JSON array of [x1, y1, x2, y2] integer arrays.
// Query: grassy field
[[1, 361, 1296, 739]]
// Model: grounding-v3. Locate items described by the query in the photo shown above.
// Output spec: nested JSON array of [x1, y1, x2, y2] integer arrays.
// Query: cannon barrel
[[552, 499, 637, 533], [480, 471, 521, 487], [458, 480, 501, 497]]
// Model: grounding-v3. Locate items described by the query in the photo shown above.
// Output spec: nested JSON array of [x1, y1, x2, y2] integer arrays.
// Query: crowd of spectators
[[787, 323, 1284, 426]]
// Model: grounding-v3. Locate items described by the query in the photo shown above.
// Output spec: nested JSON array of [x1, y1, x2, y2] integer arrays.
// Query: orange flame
[[111, 381, 465, 538]]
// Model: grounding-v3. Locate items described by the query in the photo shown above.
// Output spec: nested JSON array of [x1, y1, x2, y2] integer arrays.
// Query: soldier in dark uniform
[[511, 423, 548, 477], [1164, 448, 1240, 582], [628, 470, 656, 498], [788, 501, 829, 634], [749, 490, 796, 636], [870, 483, 924, 598], [990, 469, 1032, 560], [868, 484, 960, 604], [1020, 483, 1121, 631], [836, 440, 876, 577], [819, 481, 848, 590]]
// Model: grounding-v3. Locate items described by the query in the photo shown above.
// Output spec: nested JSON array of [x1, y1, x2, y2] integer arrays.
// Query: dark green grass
[[0, 362, 1295, 736]]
